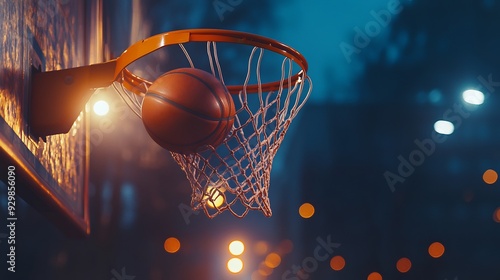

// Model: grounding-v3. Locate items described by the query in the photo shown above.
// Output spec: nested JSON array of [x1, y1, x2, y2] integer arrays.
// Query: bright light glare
[[434, 120, 454, 135], [93, 100, 109, 116], [462, 89, 485, 105], [229, 240, 245, 256], [204, 186, 225, 208], [227, 258, 243, 273]]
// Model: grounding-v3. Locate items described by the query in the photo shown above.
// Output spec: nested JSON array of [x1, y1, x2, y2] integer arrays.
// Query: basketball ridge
[[142, 68, 236, 154]]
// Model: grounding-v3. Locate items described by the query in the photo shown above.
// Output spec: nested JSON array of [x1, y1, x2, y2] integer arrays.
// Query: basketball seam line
[[160, 70, 233, 119], [146, 70, 234, 149], [145, 92, 233, 122]]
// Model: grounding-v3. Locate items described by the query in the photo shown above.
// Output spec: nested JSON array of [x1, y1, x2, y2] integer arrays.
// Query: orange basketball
[[142, 68, 235, 154]]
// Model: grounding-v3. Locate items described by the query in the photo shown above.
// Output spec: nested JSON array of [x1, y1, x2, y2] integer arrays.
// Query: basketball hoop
[[30, 29, 312, 218]]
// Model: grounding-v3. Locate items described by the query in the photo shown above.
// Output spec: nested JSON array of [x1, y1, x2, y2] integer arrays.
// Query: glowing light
[[396, 257, 412, 273], [493, 208, 500, 223], [264, 253, 281, 268], [494, 209, 500, 223], [428, 242, 445, 258], [252, 271, 268, 280], [367, 272, 383, 280], [299, 203, 315, 218], [229, 240, 245, 256], [254, 241, 269, 255], [258, 262, 273, 276], [227, 258, 243, 273], [428, 89, 442, 103], [330, 256, 346, 271], [434, 120, 454, 135], [463, 89, 485, 105], [204, 186, 225, 208], [483, 169, 498, 185], [93, 100, 109, 116], [164, 237, 180, 253]]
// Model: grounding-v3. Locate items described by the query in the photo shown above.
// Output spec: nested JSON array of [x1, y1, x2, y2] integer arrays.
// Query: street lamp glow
[[227, 258, 243, 273], [93, 100, 109, 116], [204, 186, 225, 208], [434, 120, 454, 135], [462, 89, 484, 105], [229, 240, 245, 256]]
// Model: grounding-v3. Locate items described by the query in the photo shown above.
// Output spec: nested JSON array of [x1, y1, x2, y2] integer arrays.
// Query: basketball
[[141, 68, 236, 154]]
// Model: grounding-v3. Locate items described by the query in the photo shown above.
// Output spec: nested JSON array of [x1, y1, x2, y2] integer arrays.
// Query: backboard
[[0, 0, 102, 237]]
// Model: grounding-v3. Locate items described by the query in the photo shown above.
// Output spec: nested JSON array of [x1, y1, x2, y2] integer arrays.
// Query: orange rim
[[114, 29, 309, 94]]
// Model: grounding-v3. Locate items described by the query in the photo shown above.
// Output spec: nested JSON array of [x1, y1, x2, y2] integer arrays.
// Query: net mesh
[[113, 42, 312, 218]]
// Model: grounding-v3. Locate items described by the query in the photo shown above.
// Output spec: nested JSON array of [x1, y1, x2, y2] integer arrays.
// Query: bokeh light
[[367, 272, 382, 280], [93, 100, 109, 116], [204, 186, 225, 208], [493, 208, 500, 223], [264, 253, 281, 268], [463, 190, 474, 203], [428, 242, 445, 258], [254, 241, 269, 256], [229, 240, 245, 256], [463, 89, 485, 105], [299, 203, 315, 218], [483, 169, 498, 185], [252, 270, 268, 280], [396, 257, 412, 273], [164, 237, 180, 253], [330, 255, 346, 271], [258, 262, 273, 276], [227, 258, 243, 273], [434, 120, 454, 135]]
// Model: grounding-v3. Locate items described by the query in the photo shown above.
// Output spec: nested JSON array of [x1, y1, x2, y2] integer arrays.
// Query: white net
[[114, 41, 312, 218]]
